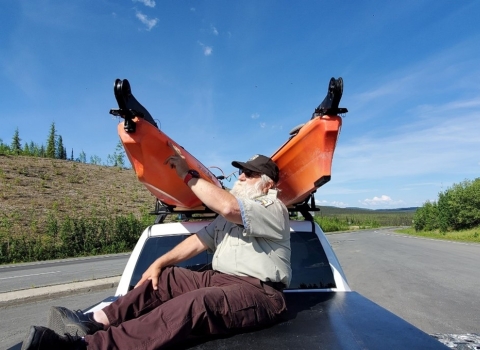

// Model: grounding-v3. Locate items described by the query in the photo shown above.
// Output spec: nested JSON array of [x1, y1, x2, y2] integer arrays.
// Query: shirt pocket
[[229, 228, 250, 246]]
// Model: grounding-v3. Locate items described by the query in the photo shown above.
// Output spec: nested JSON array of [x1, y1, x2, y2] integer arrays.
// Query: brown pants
[[84, 267, 287, 350]]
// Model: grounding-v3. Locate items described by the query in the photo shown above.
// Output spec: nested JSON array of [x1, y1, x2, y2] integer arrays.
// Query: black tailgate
[[187, 291, 447, 349]]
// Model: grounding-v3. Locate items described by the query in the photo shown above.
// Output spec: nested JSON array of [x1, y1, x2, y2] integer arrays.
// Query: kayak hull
[[272, 115, 342, 206], [118, 118, 222, 209]]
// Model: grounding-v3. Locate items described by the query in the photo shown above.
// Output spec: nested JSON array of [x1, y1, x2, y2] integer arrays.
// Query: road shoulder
[[0, 276, 120, 308]]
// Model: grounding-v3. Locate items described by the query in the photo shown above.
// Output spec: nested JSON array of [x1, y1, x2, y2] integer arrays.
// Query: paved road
[[0, 287, 115, 350], [329, 228, 480, 334], [0, 253, 129, 292]]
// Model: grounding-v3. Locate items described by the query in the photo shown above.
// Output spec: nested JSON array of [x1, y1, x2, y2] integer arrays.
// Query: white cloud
[[211, 25, 218, 36], [198, 42, 213, 56], [315, 199, 348, 208], [133, 0, 156, 8], [251, 113, 260, 119], [330, 201, 348, 208], [203, 46, 213, 56], [260, 123, 266, 128], [135, 11, 158, 30], [359, 195, 404, 207]]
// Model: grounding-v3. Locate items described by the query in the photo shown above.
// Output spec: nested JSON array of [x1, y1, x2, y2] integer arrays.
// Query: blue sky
[[1, 0, 480, 209]]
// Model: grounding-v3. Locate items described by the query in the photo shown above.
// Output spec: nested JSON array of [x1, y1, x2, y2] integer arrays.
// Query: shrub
[[314, 216, 349, 232], [414, 178, 480, 232], [0, 212, 154, 264], [413, 201, 439, 231], [437, 178, 480, 232]]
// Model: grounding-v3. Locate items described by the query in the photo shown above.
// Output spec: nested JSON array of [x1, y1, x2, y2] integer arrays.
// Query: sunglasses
[[239, 168, 261, 178]]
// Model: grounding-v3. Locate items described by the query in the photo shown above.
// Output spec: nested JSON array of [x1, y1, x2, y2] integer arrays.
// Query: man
[[22, 147, 291, 350]]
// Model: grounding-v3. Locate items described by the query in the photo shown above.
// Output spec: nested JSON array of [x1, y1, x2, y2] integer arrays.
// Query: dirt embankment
[[0, 155, 156, 236]]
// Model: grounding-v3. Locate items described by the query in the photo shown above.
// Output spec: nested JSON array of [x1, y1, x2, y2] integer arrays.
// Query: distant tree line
[[414, 178, 480, 232], [0, 123, 126, 167], [311, 206, 415, 232]]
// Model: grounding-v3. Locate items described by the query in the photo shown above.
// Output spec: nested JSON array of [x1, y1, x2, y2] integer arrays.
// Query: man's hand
[[134, 259, 163, 290], [164, 141, 189, 179], [133, 235, 209, 290]]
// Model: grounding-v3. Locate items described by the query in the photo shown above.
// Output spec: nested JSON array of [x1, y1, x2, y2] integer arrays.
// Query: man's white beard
[[230, 180, 264, 200]]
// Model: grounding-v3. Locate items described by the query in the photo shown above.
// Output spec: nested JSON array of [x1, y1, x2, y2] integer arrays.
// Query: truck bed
[[186, 291, 447, 349]]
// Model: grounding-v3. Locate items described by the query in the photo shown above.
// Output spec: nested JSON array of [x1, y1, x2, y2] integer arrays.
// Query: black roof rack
[[150, 200, 216, 224], [150, 193, 319, 224]]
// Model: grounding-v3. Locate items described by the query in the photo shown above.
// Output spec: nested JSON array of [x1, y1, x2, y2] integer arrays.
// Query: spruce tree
[[56, 135, 64, 159], [39, 145, 46, 157], [46, 123, 56, 158], [23, 143, 31, 156], [0, 138, 10, 154], [29, 141, 36, 156], [31, 142, 41, 157], [11, 128, 22, 155]]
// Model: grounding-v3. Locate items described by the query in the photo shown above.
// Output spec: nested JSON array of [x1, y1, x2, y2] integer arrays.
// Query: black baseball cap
[[232, 154, 279, 183]]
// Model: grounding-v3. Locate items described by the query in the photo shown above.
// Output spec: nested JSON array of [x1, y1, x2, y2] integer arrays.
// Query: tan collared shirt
[[196, 190, 292, 287]]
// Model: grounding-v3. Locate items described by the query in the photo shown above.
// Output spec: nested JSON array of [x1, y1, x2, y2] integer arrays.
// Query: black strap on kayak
[[109, 78, 159, 133]]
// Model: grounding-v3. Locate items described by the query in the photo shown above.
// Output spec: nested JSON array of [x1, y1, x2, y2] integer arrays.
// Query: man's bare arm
[[188, 178, 243, 224], [164, 142, 243, 224]]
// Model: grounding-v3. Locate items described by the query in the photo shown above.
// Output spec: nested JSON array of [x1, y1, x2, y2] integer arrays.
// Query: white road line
[[0, 271, 62, 280]]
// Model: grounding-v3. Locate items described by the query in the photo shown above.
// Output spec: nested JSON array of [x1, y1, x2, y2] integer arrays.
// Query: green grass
[[396, 227, 480, 243]]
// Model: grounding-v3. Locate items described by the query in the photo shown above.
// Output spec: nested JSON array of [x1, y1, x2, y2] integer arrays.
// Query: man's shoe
[[48, 306, 104, 337], [21, 326, 86, 350]]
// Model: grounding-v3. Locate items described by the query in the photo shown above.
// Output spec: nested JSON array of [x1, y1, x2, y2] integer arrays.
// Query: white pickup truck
[[84, 204, 447, 350]]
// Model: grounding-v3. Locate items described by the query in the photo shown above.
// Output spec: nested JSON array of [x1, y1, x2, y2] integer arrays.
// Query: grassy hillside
[[1, 155, 156, 231]]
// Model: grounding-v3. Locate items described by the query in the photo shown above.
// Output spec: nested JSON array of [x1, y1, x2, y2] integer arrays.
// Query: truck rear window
[[128, 235, 211, 290], [288, 230, 336, 289], [129, 230, 335, 291]]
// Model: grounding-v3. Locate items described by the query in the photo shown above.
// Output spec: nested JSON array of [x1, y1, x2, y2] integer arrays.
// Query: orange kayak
[[272, 114, 342, 206], [111, 79, 221, 210], [272, 77, 346, 206], [118, 117, 222, 209]]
